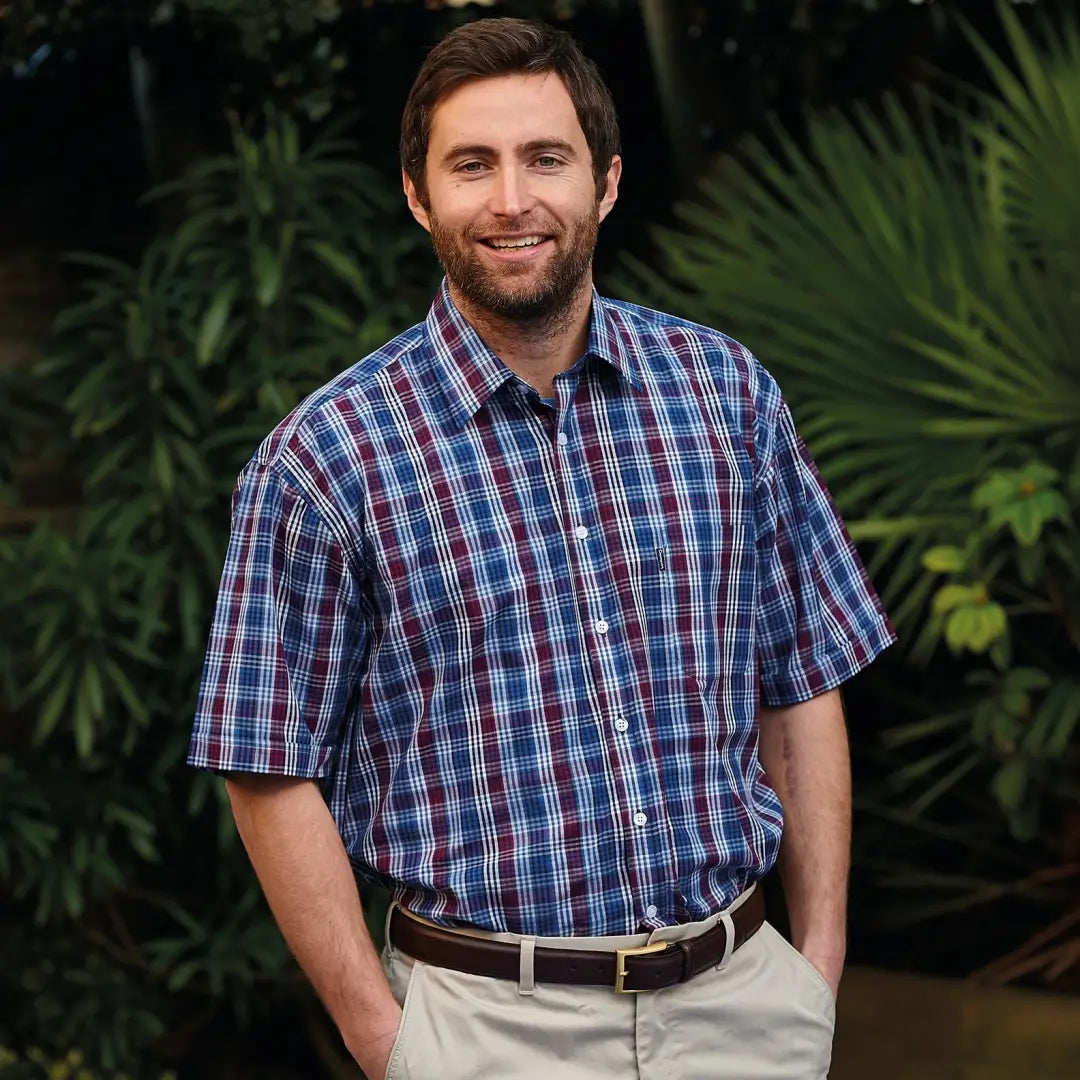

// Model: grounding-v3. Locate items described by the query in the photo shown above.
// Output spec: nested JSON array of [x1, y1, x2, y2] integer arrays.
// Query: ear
[[597, 155, 622, 225], [403, 168, 432, 233]]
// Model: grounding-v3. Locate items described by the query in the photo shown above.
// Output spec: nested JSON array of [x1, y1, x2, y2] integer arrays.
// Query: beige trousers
[[380, 888, 836, 1080]]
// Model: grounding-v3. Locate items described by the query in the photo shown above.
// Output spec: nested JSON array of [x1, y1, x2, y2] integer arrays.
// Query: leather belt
[[388, 886, 766, 993]]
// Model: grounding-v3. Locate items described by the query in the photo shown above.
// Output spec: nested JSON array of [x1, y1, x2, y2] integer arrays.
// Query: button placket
[[552, 380, 661, 925]]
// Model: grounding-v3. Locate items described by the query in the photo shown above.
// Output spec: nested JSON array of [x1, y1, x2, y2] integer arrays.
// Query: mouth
[[476, 234, 554, 261]]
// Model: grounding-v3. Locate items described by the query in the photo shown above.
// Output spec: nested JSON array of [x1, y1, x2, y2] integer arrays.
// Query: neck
[[448, 279, 595, 400]]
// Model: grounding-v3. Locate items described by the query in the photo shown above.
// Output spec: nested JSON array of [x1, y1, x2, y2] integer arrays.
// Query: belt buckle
[[614, 941, 668, 994]]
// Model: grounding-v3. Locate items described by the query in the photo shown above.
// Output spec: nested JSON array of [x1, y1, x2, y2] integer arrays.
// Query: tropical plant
[[619, 1, 1080, 982], [0, 111, 432, 1075]]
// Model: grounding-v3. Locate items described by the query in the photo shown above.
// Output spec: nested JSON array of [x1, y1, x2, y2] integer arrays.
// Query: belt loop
[[714, 911, 736, 971], [518, 935, 536, 996]]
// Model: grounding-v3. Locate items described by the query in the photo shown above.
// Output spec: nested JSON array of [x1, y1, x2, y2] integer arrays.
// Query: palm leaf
[[617, 3, 1080, 643]]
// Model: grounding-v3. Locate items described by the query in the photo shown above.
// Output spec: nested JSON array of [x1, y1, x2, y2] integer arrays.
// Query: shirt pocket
[[641, 521, 737, 696], [637, 525, 693, 680]]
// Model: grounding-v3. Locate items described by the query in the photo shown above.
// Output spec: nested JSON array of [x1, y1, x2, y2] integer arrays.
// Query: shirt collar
[[424, 279, 644, 431]]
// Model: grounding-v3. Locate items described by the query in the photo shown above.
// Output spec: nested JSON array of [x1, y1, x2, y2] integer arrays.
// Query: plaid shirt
[[190, 281, 894, 936]]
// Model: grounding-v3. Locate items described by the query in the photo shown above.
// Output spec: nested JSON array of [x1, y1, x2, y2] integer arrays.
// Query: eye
[[457, 160, 486, 174], [535, 155, 561, 168]]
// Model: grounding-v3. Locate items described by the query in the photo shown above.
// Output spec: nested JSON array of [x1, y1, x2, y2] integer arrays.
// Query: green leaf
[[990, 756, 1028, 814], [1000, 689, 1029, 719], [251, 179, 274, 216], [73, 665, 100, 758], [932, 584, 979, 615], [1006, 498, 1041, 546], [944, 607, 976, 652], [196, 283, 239, 366], [166, 959, 203, 992], [1015, 543, 1044, 587], [252, 242, 284, 307], [922, 545, 966, 573], [60, 869, 84, 919], [1004, 667, 1052, 692], [104, 659, 150, 728], [152, 436, 175, 495], [295, 293, 355, 333], [969, 602, 1009, 651], [84, 436, 140, 491], [1026, 680, 1080, 758], [973, 473, 1019, 510], [944, 601, 1007, 653], [309, 242, 373, 306], [34, 665, 76, 744], [879, 711, 970, 749], [177, 567, 203, 653]]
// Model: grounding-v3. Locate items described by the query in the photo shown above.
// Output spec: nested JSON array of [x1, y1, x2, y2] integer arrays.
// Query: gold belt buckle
[[614, 941, 669, 993]]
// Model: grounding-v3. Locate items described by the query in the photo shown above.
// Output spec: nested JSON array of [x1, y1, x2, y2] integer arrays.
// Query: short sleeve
[[754, 398, 895, 707], [188, 461, 366, 776]]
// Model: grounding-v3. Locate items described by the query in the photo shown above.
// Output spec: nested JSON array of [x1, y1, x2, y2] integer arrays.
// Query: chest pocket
[[636, 511, 741, 694], [649, 530, 705, 627]]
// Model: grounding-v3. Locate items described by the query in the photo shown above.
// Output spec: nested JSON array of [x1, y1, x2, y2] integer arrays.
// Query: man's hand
[[344, 1006, 402, 1080], [799, 945, 844, 1001]]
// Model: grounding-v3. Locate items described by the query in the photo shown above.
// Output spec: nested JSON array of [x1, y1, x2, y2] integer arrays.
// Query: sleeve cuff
[[760, 616, 897, 707], [187, 732, 337, 778]]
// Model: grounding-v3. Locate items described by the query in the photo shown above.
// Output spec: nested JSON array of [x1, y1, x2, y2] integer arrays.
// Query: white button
[[557, 432, 568, 447], [645, 904, 658, 919], [633, 812, 648, 827], [575, 525, 589, 540], [614, 716, 629, 732], [595, 619, 609, 635]]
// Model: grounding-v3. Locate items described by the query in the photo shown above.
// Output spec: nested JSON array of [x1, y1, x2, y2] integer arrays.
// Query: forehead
[[428, 72, 587, 153]]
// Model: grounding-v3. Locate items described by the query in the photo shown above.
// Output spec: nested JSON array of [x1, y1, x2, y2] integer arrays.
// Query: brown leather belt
[[388, 887, 766, 994]]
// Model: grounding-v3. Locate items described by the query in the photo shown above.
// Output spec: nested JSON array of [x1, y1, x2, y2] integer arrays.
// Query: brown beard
[[428, 205, 599, 324]]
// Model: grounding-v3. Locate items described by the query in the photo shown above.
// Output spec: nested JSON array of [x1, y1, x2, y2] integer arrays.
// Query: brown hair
[[401, 18, 620, 205]]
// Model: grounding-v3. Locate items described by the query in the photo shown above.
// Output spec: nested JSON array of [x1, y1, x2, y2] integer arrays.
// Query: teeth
[[487, 236, 545, 249]]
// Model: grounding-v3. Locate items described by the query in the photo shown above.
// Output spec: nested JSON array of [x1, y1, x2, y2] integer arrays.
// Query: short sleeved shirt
[[189, 282, 895, 936]]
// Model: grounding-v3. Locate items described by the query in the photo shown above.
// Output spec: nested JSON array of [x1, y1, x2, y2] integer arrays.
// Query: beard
[[428, 205, 599, 325]]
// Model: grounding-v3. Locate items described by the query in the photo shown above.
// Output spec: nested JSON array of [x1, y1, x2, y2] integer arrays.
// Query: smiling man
[[189, 17, 895, 1080]]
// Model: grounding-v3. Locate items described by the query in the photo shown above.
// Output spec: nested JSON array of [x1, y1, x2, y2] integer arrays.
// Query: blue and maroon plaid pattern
[[189, 280, 895, 936]]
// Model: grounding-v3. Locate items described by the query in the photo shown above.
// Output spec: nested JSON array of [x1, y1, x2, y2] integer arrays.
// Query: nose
[[489, 164, 533, 219]]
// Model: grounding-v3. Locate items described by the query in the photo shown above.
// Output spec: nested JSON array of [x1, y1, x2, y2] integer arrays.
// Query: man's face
[[404, 72, 621, 322]]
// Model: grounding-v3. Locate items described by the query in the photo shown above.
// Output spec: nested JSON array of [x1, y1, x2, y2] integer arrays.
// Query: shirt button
[[633, 812, 648, 827], [575, 525, 589, 540], [557, 432, 568, 447], [645, 904, 659, 919], [614, 716, 629, 732], [595, 618, 609, 635]]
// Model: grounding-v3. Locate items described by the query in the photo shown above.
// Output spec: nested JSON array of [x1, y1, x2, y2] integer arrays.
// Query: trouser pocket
[[383, 952, 425, 1080]]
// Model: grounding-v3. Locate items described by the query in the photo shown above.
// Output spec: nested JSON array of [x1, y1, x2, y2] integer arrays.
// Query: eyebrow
[[440, 138, 579, 166]]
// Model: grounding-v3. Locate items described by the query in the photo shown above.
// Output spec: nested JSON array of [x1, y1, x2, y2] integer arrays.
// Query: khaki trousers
[[380, 888, 836, 1079]]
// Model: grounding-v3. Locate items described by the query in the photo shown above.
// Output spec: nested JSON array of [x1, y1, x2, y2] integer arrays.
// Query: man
[[189, 17, 895, 1080]]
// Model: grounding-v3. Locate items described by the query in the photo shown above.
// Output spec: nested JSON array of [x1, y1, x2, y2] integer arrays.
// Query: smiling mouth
[[479, 234, 552, 250]]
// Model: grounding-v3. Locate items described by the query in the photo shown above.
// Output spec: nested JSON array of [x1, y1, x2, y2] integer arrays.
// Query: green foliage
[[0, 112, 432, 1074], [621, 1, 1080, 846], [0, 1044, 176, 1080]]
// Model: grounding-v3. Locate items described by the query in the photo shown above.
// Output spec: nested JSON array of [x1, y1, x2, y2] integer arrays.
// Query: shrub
[[0, 112, 433, 1074], [619, 2, 1080, 979]]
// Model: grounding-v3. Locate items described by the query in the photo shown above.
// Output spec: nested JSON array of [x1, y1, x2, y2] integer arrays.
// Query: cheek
[[434, 202, 485, 239]]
